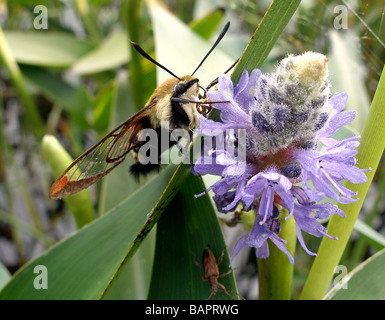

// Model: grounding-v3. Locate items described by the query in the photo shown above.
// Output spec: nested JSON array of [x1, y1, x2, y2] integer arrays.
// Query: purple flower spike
[[194, 52, 369, 264], [230, 215, 294, 265], [243, 169, 294, 223]]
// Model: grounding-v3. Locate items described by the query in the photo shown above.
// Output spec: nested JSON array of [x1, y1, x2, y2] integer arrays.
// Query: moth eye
[[174, 83, 187, 96], [196, 104, 212, 115], [197, 105, 206, 113]]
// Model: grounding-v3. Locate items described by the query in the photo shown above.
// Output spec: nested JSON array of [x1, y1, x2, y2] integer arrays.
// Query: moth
[[49, 22, 232, 200]]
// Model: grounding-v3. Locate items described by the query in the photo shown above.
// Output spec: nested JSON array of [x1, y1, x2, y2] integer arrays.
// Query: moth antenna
[[130, 41, 181, 80], [199, 84, 207, 98], [191, 21, 230, 76]]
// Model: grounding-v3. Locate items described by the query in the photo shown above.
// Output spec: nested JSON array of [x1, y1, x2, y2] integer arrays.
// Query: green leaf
[[326, 249, 385, 300], [231, 0, 302, 83], [148, 174, 239, 300], [72, 30, 130, 75], [98, 163, 192, 299], [92, 84, 114, 131], [189, 7, 225, 40], [0, 262, 11, 290], [0, 163, 188, 299], [101, 228, 156, 300], [66, 87, 94, 129], [20, 65, 76, 108], [4, 31, 93, 68]]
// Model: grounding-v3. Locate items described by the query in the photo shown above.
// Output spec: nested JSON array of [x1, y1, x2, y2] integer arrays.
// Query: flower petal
[[230, 235, 248, 266], [296, 225, 317, 256], [234, 69, 249, 97], [319, 110, 356, 138], [329, 92, 348, 113], [269, 234, 295, 264]]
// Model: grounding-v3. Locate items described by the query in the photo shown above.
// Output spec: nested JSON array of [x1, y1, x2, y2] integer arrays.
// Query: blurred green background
[[0, 0, 384, 299]]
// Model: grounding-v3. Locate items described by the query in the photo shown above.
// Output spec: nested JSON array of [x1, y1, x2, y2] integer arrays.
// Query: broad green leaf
[[72, 30, 130, 75], [98, 165, 192, 299], [189, 7, 225, 40], [148, 3, 234, 86], [20, 65, 76, 108], [101, 228, 156, 300], [4, 31, 93, 67], [148, 174, 238, 300], [0, 162, 188, 299], [326, 248, 385, 300]]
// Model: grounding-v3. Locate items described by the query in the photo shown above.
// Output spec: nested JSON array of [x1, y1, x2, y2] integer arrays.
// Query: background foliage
[[0, 0, 384, 300]]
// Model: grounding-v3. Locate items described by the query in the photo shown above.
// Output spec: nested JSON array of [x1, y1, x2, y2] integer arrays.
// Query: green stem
[[123, 0, 146, 107], [74, 0, 102, 44], [0, 26, 44, 139], [349, 164, 385, 268], [300, 64, 385, 300], [258, 215, 296, 300]]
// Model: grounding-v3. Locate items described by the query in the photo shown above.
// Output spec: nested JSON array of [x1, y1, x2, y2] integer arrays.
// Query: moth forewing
[[49, 101, 156, 199]]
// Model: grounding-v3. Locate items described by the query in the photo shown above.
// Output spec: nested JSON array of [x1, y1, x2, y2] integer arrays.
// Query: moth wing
[[49, 99, 157, 199]]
